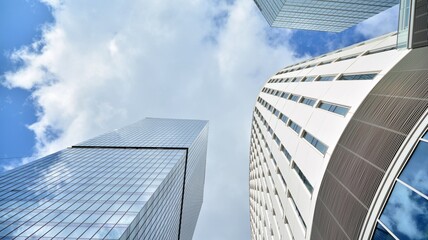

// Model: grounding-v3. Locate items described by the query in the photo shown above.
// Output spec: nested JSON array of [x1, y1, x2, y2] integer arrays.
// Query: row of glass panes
[[268, 72, 378, 83], [256, 97, 329, 155], [254, 104, 316, 198], [252, 116, 297, 240], [261, 88, 350, 117], [253, 109, 310, 239], [274, 45, 396, 75], [257, 107, 313, 195], [0, 149, 179, 191]]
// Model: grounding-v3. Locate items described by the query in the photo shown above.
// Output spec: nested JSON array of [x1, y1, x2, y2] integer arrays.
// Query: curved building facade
[[249, 32, 428, 240]]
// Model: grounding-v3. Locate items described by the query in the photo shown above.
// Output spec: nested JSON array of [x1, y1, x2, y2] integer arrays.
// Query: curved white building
[[249, 32, 428, 240]]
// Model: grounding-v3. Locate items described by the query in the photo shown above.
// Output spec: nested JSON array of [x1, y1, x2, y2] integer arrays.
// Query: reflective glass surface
[[0, 148, 186, 239], [254, 0, 398, 32], [374, 131, 428, 240], [303, 131, 328, 154], [379, 182, 428, 240], [373, 223, 395, 240], [318, 102, 349, 116], [0, 118, 209, 240], [77, 118, 207, 148], [399, 141, 428, 196]]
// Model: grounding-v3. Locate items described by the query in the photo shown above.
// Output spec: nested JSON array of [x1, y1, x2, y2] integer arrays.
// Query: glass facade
[[253, 0, 399, 32], [397, 0, 412, 48], [0, 118, 208, 240], [373, 130, 428, 240]]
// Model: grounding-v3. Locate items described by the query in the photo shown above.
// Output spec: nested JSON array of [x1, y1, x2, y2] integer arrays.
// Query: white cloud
[[356, 5, 399, 38], [2, 0, 301, 238]]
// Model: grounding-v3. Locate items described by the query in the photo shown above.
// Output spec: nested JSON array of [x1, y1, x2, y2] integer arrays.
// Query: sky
[[0, 0, 398, 239]]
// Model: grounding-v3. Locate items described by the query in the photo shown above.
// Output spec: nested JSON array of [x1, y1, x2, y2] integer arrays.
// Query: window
[[273, 109, 280, 117], [273, 134, 280, 146], [318, 60, 333, 66], [318, 101, 349, 116], [293, 163, 313, 194], [336, 54, 359, 62], [281, 92, 290, 99], [280, 145, 292, 161], [277, 169, 287, 190], [301, 76, 316, 82], [279, 113, 288, 124], [338, 73, 377, 81], [364, 46, 395, 55], [300, 97, 316, 107], [302, 131, 328, 154], [317, 75, 335, 81], [289, 94, 300, 102], [268, 126, 273, 136], [288, 193, 307, 231], [288, 120, 301, 134]]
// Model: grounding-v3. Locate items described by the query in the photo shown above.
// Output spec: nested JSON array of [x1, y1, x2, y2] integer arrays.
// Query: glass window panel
[[68, 226, 88, 238], [339, 73, 377, 80], [80, 226, 101, 239], [118, 214, 137, 225], [44, 226, 64, 238], [93, 226, 112, 239], [372, 223, 395, 240], [399, 141, 428, 196], [32, 225, 54, 237], [107, 214, 123, 224], [293, 163, 313, 194], [56, 226, 76, 238], [317, 75, 335, 81], [379, 182, 428, 240], [104, 227, 127, 239]]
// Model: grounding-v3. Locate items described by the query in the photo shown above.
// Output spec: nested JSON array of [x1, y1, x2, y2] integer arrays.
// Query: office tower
[[253, 0, 399, 31], [0, 118, 208, 240], [249, 30, 428, 239]]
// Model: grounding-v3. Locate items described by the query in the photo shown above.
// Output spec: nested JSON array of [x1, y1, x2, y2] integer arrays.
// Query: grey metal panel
[[311, 47, 428, 240]]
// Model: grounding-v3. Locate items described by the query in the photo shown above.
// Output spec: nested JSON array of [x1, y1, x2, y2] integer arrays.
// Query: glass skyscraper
[[253, 0, 399, 32], [0, 118, 208, 240]]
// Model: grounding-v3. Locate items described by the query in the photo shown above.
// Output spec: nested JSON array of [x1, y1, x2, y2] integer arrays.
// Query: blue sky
[[0, 0, 53, 169], [0, 0, 398, 238]]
